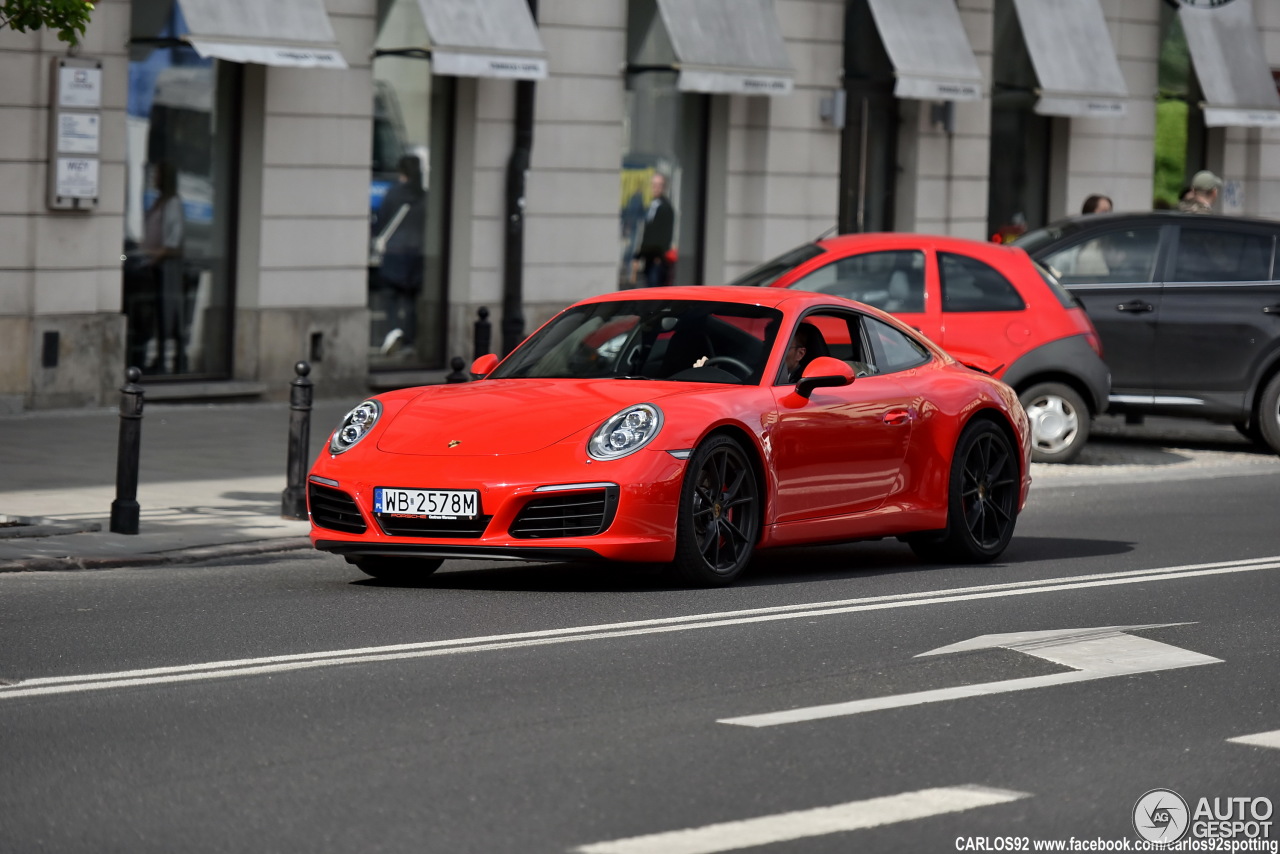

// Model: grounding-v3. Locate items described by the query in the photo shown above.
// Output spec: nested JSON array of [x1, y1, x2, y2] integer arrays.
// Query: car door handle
[[882, 409, 913, 426], [1116, 300, 1154, 313], [1263, 304, 1280, 314]]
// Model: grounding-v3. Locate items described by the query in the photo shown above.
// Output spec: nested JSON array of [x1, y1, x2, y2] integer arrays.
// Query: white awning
[[1180, 0, 1280, 128], [1011, 0, 1128, 117], [177, 0, 347, 69], [647, 0, 794, 95], [865, 0, 984, 102], [407, 0, 548, 80]]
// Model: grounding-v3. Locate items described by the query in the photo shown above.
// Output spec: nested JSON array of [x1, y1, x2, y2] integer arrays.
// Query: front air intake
[[509, 486, 619, 539], [308, 483, 367, 534]]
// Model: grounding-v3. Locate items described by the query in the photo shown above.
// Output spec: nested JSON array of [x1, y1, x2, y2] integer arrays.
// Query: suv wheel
[[1019, 382, 1089, 464], [1257, 372, 1280, 456]]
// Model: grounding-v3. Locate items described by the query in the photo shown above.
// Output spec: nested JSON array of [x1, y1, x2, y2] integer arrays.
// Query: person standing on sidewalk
[[633, 172, 675, 288], [1177, 170, 1222, 214]]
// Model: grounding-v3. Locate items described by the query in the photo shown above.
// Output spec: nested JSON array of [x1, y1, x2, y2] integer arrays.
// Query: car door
[[769, 310, 916, 522], [1039, 224, 1169, 397], [1154, 223, 1280, 409]]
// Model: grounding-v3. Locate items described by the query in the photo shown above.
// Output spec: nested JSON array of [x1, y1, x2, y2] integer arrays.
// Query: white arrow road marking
[[719, 624, 1221, 728], [1227, 729, 1280, 750], [571, 785, 1029, 854], [2, 556, 1268, 700]]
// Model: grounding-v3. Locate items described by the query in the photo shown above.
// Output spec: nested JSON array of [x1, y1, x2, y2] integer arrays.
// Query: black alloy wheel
[[351, 555, 444, 583], [671, 435, 760, 587], [910, 420, 1020, 563]]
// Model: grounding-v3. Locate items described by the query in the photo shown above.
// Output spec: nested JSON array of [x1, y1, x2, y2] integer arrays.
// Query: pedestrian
[[371, 155, 426, 354], [1177, 170, 1222, 214], [1081, 194, 1112, 214], [142, 161, 186, 374], [633, 172, 675, 288]]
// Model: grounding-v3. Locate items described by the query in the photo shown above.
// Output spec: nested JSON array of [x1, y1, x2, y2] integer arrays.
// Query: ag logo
[[1133, 788, 1191, 843]]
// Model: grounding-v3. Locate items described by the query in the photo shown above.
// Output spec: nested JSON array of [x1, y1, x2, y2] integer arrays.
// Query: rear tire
[[1256, 372, 1280, 456], [909, 420, 1019, 564], [352, 555, 444, 583], [1019, 382, 1089, 464], [670, 435, 760, 587]]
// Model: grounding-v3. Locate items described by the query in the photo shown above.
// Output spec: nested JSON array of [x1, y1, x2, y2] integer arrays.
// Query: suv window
[[939, 252, 1025, 311], [1041, 227, 1161, 284], [786, 250, 926, 312], [1172, 228, 1274, 282]]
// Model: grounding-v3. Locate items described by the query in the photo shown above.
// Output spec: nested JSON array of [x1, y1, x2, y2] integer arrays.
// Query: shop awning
[[177, 0, 347, 69], [1180, 0, 1280, 128], [649, 0, 794, 95], [1011, 0, 1128, 117], [410, 0, 548, 80], [865, 0, 984, 101]]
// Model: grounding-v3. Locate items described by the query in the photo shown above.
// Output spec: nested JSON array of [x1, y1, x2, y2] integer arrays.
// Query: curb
[[0, 537, 313, 573]]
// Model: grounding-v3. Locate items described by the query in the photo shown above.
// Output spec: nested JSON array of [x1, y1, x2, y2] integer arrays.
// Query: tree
[[0, 0, 95, 46]]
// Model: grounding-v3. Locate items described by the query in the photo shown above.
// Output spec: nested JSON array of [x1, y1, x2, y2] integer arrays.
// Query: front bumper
[[307, 443, 687, 564]]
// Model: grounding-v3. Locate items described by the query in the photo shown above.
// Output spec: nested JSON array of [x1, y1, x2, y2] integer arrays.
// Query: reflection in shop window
[[123, 0, 239, 378], [369, 0, 453, 371]]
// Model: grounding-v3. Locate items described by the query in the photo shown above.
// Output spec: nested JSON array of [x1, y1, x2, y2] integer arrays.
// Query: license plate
[[374, 488, 479, 519]]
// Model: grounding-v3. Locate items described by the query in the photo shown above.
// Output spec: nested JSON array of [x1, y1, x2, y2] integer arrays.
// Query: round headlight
[[588, 404, 663, 460], [329, 400, 382, 454]]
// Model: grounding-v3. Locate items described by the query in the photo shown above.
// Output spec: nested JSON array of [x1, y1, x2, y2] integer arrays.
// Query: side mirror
[[795, 356, 855, 399], [470, 353, 500, 378]]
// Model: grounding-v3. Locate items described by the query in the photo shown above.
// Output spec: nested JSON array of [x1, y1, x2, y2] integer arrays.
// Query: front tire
[[1019, 382, 1090, 464], [1256, 372, 1280, 456], [670, 435, 760, 587], [909, 420, 1019, 564], [352, 555, 444, 583]]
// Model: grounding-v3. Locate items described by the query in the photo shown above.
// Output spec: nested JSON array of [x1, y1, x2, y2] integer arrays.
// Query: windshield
[[490, 300, 783, 384], [1012, 222, 1086, 256], [727, 243, 827, 288]]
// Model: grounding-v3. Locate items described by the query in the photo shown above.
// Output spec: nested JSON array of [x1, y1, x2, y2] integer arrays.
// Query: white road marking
[[1227, 729, 1280, 750], [719, 624, 1221, 727], [1, 555, 1276, 701], [572, 785, 1029, 854]]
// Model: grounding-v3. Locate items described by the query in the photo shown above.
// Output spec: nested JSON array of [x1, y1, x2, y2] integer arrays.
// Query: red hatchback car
[[731, 233, 1110, 463]]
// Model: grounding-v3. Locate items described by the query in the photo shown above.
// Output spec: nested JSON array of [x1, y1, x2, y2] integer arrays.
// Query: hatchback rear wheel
[[1020, 382, 1089, 464]]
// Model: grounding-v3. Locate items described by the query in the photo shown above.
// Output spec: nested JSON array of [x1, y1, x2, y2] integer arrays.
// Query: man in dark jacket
[[633, 172, 675, 287]]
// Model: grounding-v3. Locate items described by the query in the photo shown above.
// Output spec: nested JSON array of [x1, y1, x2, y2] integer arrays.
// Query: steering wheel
[[704, 356, 753, 379]]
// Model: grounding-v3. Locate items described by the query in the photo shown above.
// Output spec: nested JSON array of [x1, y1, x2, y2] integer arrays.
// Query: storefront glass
[[124, 0, 239, 378], [368, 0, 454, 371], [840, 0, 899, 234]]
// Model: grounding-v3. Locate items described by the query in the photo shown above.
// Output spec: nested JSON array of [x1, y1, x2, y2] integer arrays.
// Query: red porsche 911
[[308, 286, 1031, 587]]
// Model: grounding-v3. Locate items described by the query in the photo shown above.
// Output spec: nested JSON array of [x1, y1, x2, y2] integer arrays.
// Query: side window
[[776, 311, 875, 384], [1041, 227, 1161, 285], [787, 250, 926, 312], [865, 317, 930, 374], [1172, 228, 1274, 283], [938, 253, 1026, 312]]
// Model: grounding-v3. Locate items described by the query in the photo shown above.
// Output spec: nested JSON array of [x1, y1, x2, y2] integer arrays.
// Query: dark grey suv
[[1015, 211, 1280, 454]]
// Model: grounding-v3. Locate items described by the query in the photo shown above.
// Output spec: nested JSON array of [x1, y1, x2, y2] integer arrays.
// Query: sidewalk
[[0, 398, 356, 572]]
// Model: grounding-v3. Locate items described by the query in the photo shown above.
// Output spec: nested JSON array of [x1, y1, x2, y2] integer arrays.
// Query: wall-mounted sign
[[56, 113, 100, 154], [48, 56, 102, 211]]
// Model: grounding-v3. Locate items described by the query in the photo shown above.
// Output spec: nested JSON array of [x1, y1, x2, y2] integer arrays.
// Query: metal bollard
[[473, 306, 492, 359], [445, 356, 469, 383], [281, 361, 313, 520], [110, 366, 145, 535]]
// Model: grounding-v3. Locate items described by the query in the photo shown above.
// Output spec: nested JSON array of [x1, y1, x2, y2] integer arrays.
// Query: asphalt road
[[3, 421, 1279, 853]]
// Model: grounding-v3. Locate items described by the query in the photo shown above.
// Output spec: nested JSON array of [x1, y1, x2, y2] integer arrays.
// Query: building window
[[124, 0, 240, 378], [368, 0, 455, 370], [987, 0, 1051, 242]]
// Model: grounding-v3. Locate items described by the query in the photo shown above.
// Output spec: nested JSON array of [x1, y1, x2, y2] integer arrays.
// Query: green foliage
[[1154, 99, 1189, 209], [0, 0, 95, 46]]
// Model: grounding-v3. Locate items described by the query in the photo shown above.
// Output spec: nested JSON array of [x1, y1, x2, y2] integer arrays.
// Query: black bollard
[[445, 356, 469, 383], [281, 361, 313, 520], [110, 366, 145, 535], [473, 306, 491, 359]]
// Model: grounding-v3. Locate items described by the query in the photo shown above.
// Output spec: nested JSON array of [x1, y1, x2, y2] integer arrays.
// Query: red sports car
[[308, 286, 1032, 587]]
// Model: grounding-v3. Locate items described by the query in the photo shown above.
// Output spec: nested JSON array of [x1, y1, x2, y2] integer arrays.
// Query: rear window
[[728, 243, 827, 288], [938, 252, 1025, 312], [1173, 228, 1274, 282]]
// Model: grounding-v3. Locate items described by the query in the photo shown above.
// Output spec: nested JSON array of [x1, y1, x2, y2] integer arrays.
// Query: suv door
[[1154, 223, 1280, 414], [1039, 224, 1169, 398]]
